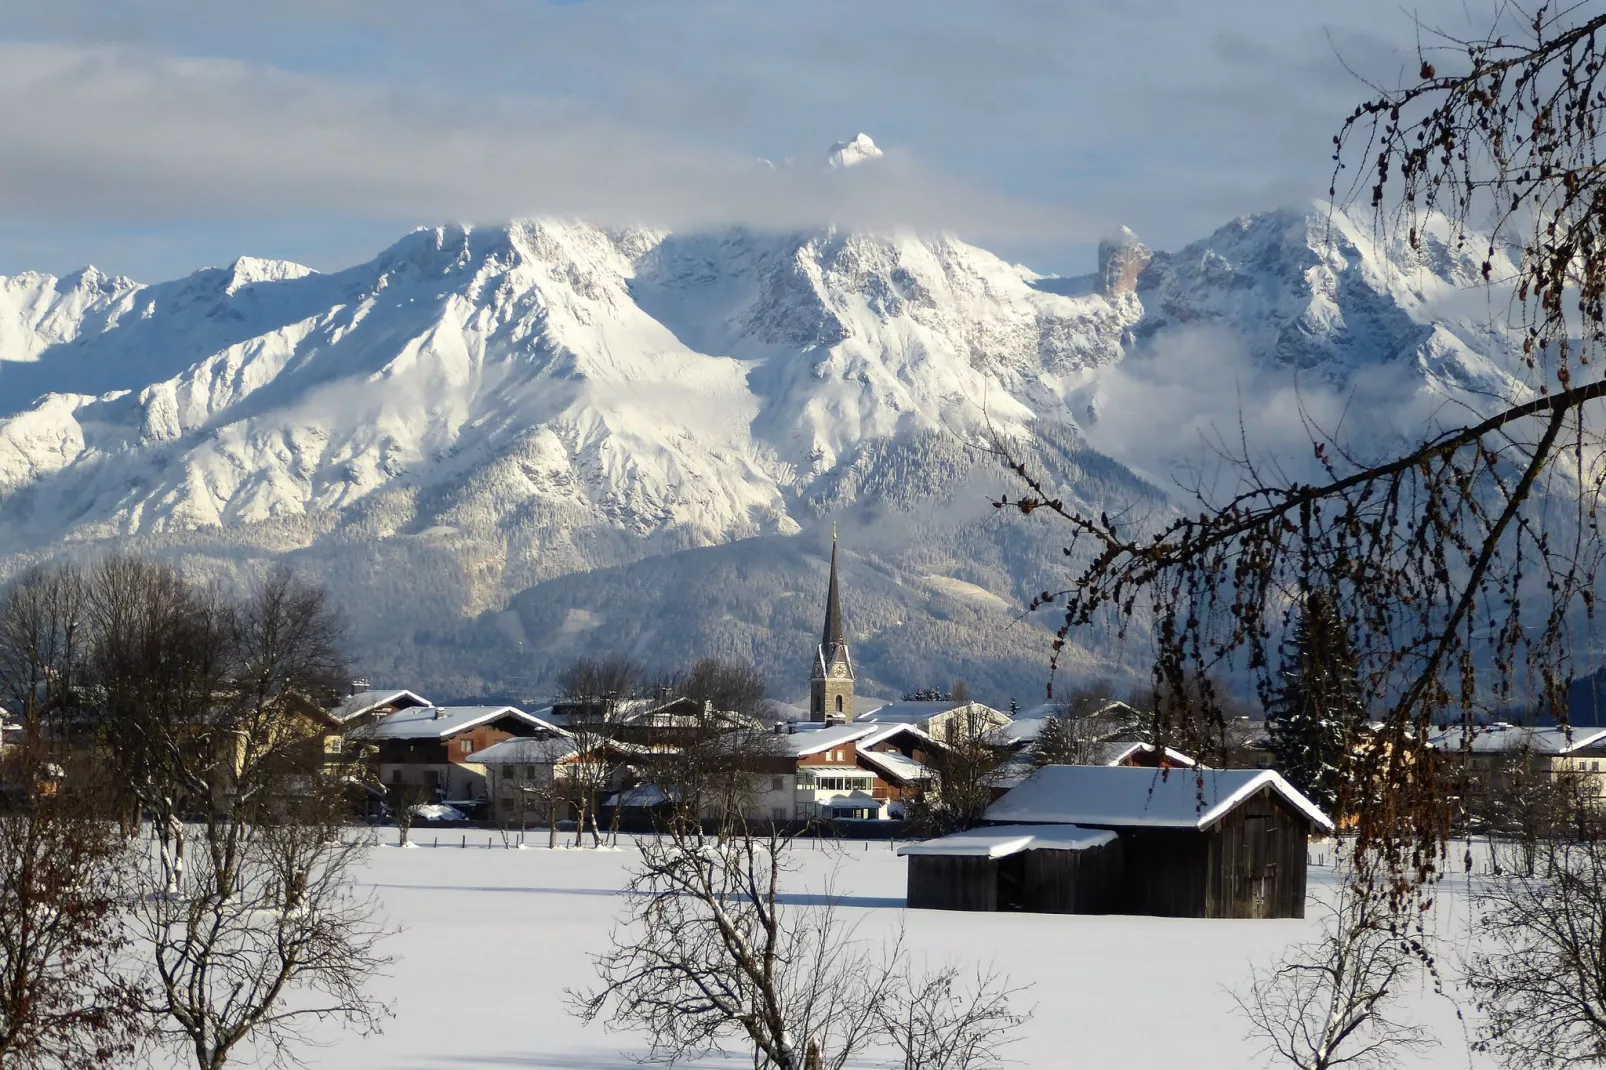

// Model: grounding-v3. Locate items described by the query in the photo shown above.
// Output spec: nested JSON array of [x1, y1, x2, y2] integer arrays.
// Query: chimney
[[773, 722, 786, 735], [433, 708, 443, 720], [787, 722, 797, 735]]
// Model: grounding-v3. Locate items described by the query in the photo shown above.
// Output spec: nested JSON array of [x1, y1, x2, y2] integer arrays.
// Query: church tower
[[810, 532, 855, 724]]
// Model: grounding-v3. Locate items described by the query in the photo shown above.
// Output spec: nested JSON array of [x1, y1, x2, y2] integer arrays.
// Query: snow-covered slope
[[0, 202, 1529, 700]]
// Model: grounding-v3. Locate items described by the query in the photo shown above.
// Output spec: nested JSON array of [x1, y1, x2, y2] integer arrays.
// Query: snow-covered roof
[[858, 722, 938, 750], [985, 766, 1334, 832], [857, 748, 932, 784], [1100, 742, 1197, 768], [605, 784, 677, 807], [855, 700, 1006, 725], [996, 716, 1046, 744], [898, 824, 1117, 859], [472, 735, 577, 763], [1427, 723, 1606, 755], [776, 724, 877, 757], [357, 705, 560, 741], [328, 688, 431, 723]]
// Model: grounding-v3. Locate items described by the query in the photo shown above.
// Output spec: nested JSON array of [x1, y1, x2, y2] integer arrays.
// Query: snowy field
[[258, 832, 1489, 1070]]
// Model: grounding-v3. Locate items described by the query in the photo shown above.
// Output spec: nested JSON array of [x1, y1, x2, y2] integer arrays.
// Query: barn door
[[1238, 814, 1274, 917]]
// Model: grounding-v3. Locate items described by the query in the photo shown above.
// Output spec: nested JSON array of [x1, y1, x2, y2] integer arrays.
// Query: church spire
[[810, 526, 854, 723], [821, 527, 844, 655]]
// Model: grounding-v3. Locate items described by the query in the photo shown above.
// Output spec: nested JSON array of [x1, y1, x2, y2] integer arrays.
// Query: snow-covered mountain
[[0, 202, 1527, 701]]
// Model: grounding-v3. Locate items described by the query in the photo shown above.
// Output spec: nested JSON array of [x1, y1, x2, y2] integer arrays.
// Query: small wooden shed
[[900, 825, 1123, 913], [982, 766, 1333, 919]]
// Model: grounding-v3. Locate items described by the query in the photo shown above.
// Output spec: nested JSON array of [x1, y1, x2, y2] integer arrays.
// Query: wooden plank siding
[[1116, 788, 1310, 918], [1203, 787, 1309, 919], [1019, 839, 1125, 914], [907, 856, 999, 911]]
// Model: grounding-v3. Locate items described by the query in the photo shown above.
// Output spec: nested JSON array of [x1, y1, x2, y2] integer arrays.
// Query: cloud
[[0, 0, 1519, 278], [0, 40, 1082, 243], [1075, 324, 1448, 497]]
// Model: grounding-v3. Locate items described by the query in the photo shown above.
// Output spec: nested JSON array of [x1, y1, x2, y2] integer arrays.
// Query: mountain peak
[[222, 256, 315, 295], [1096, 227, 1151, 297], [827, 133, 883, 169]]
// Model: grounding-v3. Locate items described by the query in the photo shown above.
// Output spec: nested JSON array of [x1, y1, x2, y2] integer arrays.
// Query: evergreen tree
[[1032, 712, 1079, 766], [1265, 589, 1365, 816]]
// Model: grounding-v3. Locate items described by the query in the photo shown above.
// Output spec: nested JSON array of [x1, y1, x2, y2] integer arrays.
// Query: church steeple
[[810, 528, 855, 724], [822, 533, 844, 656]]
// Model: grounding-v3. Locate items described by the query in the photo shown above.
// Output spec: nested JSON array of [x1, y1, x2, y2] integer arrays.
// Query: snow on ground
[[257, 831, 1488, 1070]]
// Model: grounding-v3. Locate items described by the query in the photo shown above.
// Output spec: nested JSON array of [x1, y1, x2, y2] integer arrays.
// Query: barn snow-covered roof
[[985, 766, 1333, 832], [898, 824, 1117, 859]]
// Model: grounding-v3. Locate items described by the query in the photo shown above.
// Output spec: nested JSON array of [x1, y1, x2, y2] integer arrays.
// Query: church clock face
[[831, 663, 849, 679]]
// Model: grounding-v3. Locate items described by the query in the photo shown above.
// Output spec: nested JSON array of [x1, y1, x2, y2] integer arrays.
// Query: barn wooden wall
[[907, 855, 999, 911], [1021, 839, 1124, 913], [905, 787, 1313, 919], [1203, 788, 1309, 919]]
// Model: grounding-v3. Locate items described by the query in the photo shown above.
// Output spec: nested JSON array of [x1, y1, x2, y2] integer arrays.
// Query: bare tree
[[1235, 861, 1436, 1070], [0, 746, 141, 1070], [391, 781, 430, 848], [556, 654, 642, 711], [630, 660, 783, 833], [674, 657, 774, 725], [0, 565, 87, 741], [879, 967, 1031, 1070], [906, 706, 1005, 836], [1466, 834, 1606, 1068], [135, 782, 392, 1070], [994, 1, 1606, 891], [571, 820, 1029, 1070]]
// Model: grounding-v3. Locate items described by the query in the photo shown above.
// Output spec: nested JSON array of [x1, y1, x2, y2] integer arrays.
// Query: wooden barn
[[904, 766, 1332, 919], [900, 825, 1123, 913]]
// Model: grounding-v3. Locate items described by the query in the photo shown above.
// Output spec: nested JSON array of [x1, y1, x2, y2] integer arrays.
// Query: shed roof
[[985, 766, 1334, 832], [898, 824, 1118, 859], [356, 705, 559, 741]]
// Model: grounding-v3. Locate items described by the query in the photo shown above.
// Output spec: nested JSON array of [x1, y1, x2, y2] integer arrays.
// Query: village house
[[745, 721, 939, 821], [903, 765, 1333, 919], [548, 694, 760, 746], [1428, 721, 1606, 812], [327, 688, 432, 733], [472, 734, 667, 827], [353, 705, 564, 811], [855, 699, 1013, 742]]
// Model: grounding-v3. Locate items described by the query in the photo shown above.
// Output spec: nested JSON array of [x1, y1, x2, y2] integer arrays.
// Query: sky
[[0, 0, 1509, 282]]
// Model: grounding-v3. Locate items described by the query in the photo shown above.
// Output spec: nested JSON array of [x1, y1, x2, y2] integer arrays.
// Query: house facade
[[354, 705, 563, 808]]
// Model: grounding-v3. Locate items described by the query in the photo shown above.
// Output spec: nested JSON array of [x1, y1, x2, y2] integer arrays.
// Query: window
[[772, 807, 788, 820], [835, 695, 843, 713], [459, 739, 473, 754], [771, 776, 785, 791], [524, 765, 536, 779]]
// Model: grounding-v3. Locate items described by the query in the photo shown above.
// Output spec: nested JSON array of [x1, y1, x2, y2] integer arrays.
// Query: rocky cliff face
[[0, 203, 1526, 701]]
